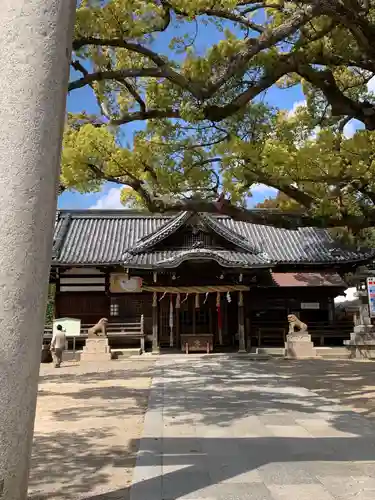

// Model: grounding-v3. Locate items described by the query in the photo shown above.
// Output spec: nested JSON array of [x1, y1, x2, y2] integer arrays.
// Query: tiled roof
[[52, 210, 374, 267]]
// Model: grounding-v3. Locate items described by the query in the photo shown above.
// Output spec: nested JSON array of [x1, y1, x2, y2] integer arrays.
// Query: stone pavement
[[130, 355, 375, 500], [28, 359, 155, 500]]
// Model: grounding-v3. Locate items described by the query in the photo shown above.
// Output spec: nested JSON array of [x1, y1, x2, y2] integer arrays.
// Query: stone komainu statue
[[287, 314, 308, 334], [88, 318, 108, 338]]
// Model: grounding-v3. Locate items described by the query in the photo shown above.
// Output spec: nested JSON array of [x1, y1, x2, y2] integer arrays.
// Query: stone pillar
[[343, 289, 375, 358], [152, 292, 160, 353], [0, 2, 76, 499], [238, 292, 246, 353]]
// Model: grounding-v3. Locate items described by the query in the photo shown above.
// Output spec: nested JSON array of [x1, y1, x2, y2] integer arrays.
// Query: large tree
[[63, 0, 375, 230]]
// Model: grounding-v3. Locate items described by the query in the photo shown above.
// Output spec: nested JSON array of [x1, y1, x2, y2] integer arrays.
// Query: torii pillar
[[0, 1, 75, 499]]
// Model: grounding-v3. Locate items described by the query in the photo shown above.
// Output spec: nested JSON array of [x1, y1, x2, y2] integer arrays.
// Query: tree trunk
[[0, 1, 75, 499]]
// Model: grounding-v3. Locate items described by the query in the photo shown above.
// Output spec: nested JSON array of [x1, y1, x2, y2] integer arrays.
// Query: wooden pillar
[[224, 299, 228, 342], [105, 269, 111, 317], [328, 296, 335, 323], [176, 293, 180, 348], [192, 296, 196, 335], [152, 292, 159, 353], [246, 317, 251, 350], [238, 291, 246, 352], [217, 292, 223, 345]]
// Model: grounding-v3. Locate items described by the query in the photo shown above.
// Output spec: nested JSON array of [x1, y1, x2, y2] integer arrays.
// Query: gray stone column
[[0, 2, 76, 499]]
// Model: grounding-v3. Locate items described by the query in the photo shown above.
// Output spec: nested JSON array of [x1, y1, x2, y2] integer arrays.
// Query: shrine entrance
[[155, 288, 245, 351]]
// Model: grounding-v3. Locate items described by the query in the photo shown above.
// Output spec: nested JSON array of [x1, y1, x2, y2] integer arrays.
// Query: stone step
[[63, 348, 142, 361], [234, 352, 270, 361], [63, 350, 81, 361], [253, 347, 285, 357], [316, 347, 351, 359], [112, 348, 142, 358]]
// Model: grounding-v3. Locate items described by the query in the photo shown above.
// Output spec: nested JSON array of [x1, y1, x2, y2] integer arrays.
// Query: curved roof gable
[[126, 211, 266, 256]]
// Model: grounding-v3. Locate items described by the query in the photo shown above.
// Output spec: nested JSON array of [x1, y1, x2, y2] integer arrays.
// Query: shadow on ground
[[129, 357, 375, 499], [28, 430, 133, 500], [128, 435, 375, 499], [142, 357, 375, 433], [29, 356, 375, 499], [28, 361, 154, 500], [268, 358, 375, 416]]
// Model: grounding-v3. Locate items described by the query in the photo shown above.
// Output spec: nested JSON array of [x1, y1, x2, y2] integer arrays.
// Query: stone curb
[[130, 362, 163, 500]]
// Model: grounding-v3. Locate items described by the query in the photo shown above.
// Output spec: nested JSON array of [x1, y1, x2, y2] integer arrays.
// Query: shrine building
[[49, 209, 373, 352]]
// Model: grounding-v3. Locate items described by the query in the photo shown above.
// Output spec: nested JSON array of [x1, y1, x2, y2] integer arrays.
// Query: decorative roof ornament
[[200, 212, 265, 255], [128, 211, 191, 254]]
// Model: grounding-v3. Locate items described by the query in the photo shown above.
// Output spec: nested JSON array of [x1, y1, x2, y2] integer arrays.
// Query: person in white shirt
[[51, 324, 67, 368]]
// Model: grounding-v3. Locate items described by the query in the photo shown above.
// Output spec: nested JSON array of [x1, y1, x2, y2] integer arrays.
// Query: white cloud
[[287, 100, 307, 118], [251, 184, 278, 197], [334, 287, 357, 304], [90, 187, 124, 209], [367, 76, 375, 93]]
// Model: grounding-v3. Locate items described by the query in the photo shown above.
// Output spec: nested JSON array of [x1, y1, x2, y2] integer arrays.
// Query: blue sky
[[59, 14, 307, 211]]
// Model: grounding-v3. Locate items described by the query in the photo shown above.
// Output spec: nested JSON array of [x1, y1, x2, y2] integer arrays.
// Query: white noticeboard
[[53, 318, 81, 337], [300, 302, 320, 310], [366, 277, 375, 318]]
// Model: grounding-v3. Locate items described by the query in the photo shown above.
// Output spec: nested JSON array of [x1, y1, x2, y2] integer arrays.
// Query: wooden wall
[[54, 266, 346, 348]]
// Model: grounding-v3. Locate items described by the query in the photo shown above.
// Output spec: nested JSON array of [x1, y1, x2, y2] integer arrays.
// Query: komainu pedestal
[[285, 314, 316, 359], [81, 337, 112, 362], [285, 333, 316, 359]]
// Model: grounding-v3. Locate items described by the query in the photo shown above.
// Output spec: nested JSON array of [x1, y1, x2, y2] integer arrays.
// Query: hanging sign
[[300, 302, 320, 310], [110, 274, 142, 293], [366, 277, 375, 318]]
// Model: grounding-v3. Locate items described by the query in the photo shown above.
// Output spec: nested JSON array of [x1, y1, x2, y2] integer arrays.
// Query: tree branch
[[121, 80, 146, 112], [72, 38, 204, 98], [204, 55, 296, 120], [166, 2, 264, 32], [86, 163, 156, 207], [68, 68, 166, 91], [109, 108, 180, 125], [297, 64, 375, 129], [203, 8, 264, 32], [203, 3, 318, 97], [144, 195, 375, 230], [71, 59, 89, 77]]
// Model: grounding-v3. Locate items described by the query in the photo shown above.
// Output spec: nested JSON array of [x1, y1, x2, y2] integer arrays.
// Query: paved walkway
[[130, 356, 375, 500]]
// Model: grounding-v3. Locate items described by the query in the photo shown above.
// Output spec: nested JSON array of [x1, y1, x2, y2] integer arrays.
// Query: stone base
[[344, 325, 375, 359], [285, 333, 316, 359], [81, 337, 112, 362]]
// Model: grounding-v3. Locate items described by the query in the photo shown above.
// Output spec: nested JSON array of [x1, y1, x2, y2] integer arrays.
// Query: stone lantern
[[344, 267, 375, 358]]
